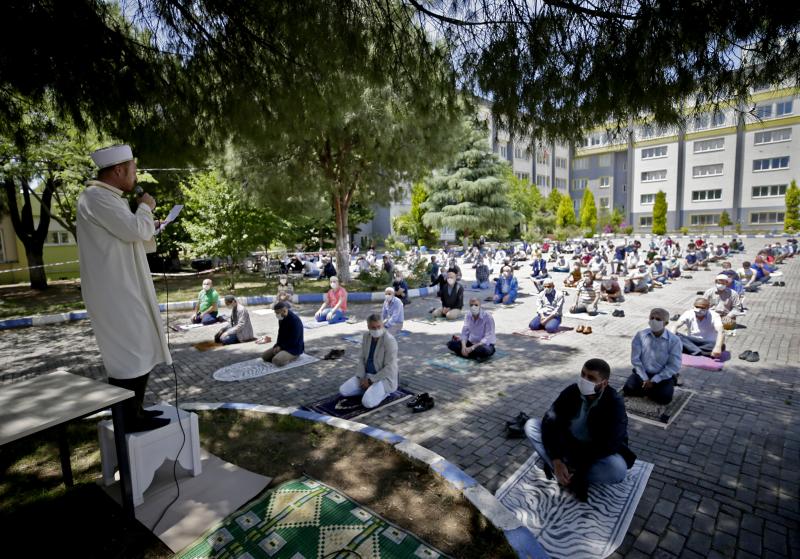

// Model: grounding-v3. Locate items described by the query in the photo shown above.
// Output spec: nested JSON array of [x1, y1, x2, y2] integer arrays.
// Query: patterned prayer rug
[[513, 326, 573, 340], [212, 354, 320, 382], [425, 349, 508, 374], [175, 476, 450, 559], [496, 453, 653, 559], [302, 388, 414, 420], [680, 351, 731, 371], [623, 387, 695, 428]]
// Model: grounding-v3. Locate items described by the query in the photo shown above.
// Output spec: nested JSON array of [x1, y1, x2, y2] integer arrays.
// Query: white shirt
[[676, 309, 722, 342], [76, 181, 172, 379]]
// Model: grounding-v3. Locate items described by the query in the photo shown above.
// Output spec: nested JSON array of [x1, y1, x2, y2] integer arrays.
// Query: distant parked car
[[191, 258, 214, 272]]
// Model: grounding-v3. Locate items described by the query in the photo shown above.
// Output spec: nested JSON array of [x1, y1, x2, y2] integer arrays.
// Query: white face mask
[[447, 278, 456, 286], [470, 305, 480, 316], [649, 318, 664, 333], [330, 282, 338, 289], [276, 313, 285, 321], [385, 295, 393, 303], [544, 287, 554, 294], [694, 308, 708, 317], [369, 327, 384, 338], [280, 278, 287, 285], [577, 375, 600, 396], [202, 284, 211, 291], [716, 283, 726, 291]]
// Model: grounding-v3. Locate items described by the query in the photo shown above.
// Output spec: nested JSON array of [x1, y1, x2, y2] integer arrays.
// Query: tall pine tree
[[555, 195, 577, 229], [785, 180, 800, 233], [652, 190, 668, 235]]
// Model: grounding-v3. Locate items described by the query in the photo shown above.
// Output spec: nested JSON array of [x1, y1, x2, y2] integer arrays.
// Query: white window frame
[[751, 184, 787, 198], [776, 100, 794, 117], [598, 154, 612, 167], [754, 104, 773, 119], [45, 231, 72, 246], [599, 176, 611, 188], [692, 164, 724, 178], [641, 170, 667, 183], [555, 157, 567, 169], [599, 197, 610, 209], [573, 157, 589, 170], [690, 214, 720, 226], [691, 189, 723, 202], [641, 146, 668, 160], [750, 211, 785, 224], [499, 145, 508, 158], [693, 138, 725, 153], [754, 128, 792, 145], [753, 156, 790, 172], [640, 193, 656, 205], [639, 216, 653, 228]]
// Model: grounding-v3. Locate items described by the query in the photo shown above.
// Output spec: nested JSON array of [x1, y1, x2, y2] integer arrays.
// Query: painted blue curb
[[0, 283, 439, 331], [179, 401, 547, 559]]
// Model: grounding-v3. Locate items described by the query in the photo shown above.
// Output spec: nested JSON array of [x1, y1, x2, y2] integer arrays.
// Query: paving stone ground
[[2, 238, 799, 558]]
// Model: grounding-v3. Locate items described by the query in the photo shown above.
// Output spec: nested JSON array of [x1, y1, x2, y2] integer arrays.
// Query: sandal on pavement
[[584, 326, 593, 335], [576, 325, 585, 333]]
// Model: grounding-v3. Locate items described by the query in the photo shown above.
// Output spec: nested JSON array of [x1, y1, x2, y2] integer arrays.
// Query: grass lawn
[[0, 410, 516, 558], [0, 273, 374, 319]]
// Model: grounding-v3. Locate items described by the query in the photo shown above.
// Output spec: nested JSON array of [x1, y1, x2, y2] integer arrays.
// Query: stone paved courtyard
[[1, 240, 799, 558]]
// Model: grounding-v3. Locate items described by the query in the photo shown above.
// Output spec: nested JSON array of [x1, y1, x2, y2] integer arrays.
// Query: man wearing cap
[[703, 275, 744, 330], [77, 144, 170, 432], [529, 278, 565, 333], [623, 308, 682, 404], [671, 297, 725, 357], [214, 295, 254, 345]]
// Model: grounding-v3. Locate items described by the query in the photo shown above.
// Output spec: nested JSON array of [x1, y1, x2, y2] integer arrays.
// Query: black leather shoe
[[412, 395, 434, 413], [406, 393, 429, 408], [739, 350, 752, 360], [746, 351, 760, 362]]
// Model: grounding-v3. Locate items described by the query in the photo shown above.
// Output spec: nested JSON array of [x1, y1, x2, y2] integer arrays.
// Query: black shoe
[[673, 373, 683, 387], [671, 314, 680, 322], [739, 350, 752, 360], [542, 463, 554, 481], [139, 408, 164, 418], [324, 349, 345, 360], [746, 351, 760, 362], [696, 290, 705, 295], [406, 393, 429, 408], [127, 416, 170, 433], [412, 395, 434, 413], [570, 476, 589, 503], [505, 412, 530, 428]]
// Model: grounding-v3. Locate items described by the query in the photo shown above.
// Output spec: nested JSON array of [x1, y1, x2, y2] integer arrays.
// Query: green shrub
[[405, 258, 430, 288], [622, 225, 634, 235], [356, 268, 391, 291], [679, 226, 689, 235]]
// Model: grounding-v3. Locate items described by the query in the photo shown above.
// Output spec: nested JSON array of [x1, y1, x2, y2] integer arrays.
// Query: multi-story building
[[571, 130, 630, 222]]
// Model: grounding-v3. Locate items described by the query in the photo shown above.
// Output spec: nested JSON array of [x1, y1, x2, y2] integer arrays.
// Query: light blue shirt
[[461, 310, 496, 345], [382, 296, 404, 328], [631, 328, 683, 384]]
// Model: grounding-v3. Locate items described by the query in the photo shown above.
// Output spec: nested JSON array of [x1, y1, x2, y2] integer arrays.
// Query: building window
[[515, 172, 530, 181], [750, 211, 785, 224], [711, 111, 727, 127], [752, 184, 787, 198], [754, 128, 791, 145], [640, 193, 656, 205], [572, 157, 589, 170], [599, 197, 610, 209], [46, 231, 72, 245], [499, 145, 508, 158], [693, 114, 709, 130], [691, 189, 723, 202], [590, 135, 601, 146], [694, 138, 725, 153], [554, 177, 567, 189], [754, 104, 773, 119], [555, 157, 568, 169], [536, 174, 551, 187], [692, 164, 724, 178], [641, 146, 668, 159], [641, 170, 667, 182], [572, 178, 588, 190], [536, 151, 550, 165], [690, 214, 720, 226], [753, 156, 790, 171], [599, 176, 610, 188], [776, 100, 793, 116], [640, 216, 653, 227], [598, 154, 612, 167]]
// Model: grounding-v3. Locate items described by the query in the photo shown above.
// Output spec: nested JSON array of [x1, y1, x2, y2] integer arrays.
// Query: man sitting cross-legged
[[671, 297, 725, 358], [494, 265, 519, 304], [524, 358, 637, 502], [703, 274, 744, 330], [381, 287, 405, 336], [432, 270, 464, 320], [261, 301, 304, 366], [447, 298, 496, 362], [529, 278, 565, 333], [625, 263, 652, 294], [570, 270, 600, 315], [472, 256, 491, 289], [622, 308, 682, 405], [338, 314, 398, 409]]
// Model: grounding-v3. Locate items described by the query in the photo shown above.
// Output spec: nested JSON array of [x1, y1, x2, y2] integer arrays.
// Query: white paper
[[157, 204, 183, 234]]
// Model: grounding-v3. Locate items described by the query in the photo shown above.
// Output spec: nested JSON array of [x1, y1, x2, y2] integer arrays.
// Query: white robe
[[76, 180, 172, 379]]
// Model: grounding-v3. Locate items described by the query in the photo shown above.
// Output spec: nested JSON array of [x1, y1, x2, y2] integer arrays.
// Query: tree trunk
[[3, 176, 53, 290], [25, 246, 48, 290], [333, 194, 351, 283]]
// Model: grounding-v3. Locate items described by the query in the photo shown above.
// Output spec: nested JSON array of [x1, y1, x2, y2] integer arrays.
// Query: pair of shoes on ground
[[670, 313, 680, 322], [505, 411, 529, 439], [407, 393, 434, 413], [576, 325, 592, 334], [738, 350, 760, 362], [323, 348, 345, 360], [772, 281, 786, 287], [612, 309, 625, 317]]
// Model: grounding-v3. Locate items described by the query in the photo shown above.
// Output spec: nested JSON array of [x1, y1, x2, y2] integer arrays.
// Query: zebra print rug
[[496, 453, 653, 559]]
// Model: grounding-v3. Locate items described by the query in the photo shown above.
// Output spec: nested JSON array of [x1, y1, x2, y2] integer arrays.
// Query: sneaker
[[412, 394, 435, 413]]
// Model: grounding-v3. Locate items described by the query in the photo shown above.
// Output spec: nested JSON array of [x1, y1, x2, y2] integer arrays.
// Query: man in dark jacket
[[432, 270, 463, 320], [524, 358, 636, 501], [261, 301, 304, 366]]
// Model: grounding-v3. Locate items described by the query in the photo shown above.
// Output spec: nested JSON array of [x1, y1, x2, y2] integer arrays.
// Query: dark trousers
[[108, 373, 150, 421], [192, 311, 218, 325], [677, 333, 716, 356], [623, 371, 675, 404], [447, 339, 495, 360]]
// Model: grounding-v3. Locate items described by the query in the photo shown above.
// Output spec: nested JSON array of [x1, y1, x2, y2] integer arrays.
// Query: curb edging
[[180, 401, 549, 559]]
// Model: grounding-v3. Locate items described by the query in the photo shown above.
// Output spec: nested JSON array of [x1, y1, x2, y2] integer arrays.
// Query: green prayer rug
[[175, 476, 451, 559], [425, 349, 508, 374]]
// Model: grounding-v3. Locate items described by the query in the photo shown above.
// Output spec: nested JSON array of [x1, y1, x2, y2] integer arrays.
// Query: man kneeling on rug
[[524, 358, 636, 502], [338, 314, 398, 408], [447, 298, 496, 362], [261, 302, 304, 366], [622, 308, 682, 405], [214, 295, 255, 345]]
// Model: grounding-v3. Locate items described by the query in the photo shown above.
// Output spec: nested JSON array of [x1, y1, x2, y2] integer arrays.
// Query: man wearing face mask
[[524, 358, 636, 502], [622, 308, 682, 404], [392, 271, 410, 305], [671, 297, 725, 357], [381, 287, 405, 335], [214, 295, 255, 345], [472, 256, 491, 289], [530, 251, 549, 282], [432, 271, 463, 320], [447, 298, 496, 362], [315, 276, 348, 324], [275, 274, 294, 303], [625, 264, 652, 294], [338, 314, 398, 408], [261, 301, 304, 366], [192, 278, 220, 325], [570, 271, 600, 315], [493, 266, 519, 304], [529, 278, 565, 333], [703, 275, 743, 330]]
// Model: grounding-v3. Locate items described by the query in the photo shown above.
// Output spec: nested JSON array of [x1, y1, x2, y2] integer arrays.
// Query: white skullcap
[[91, 144, 133, 169], [716, 274, 730, 282]]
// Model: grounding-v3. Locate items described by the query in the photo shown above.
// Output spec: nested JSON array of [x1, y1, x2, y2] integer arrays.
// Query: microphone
[[134, 185, 144, 197]]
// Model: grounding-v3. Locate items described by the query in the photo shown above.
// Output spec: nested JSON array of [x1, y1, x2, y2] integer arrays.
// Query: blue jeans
[[524, 418, 627, 484], [494, 292, 517, 304], [193, 311, 218, 325], [316, 308, 346, 324], [529, 315, 561, 333], [472, 280, 490, 289], [221, 334, 240, 345]]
